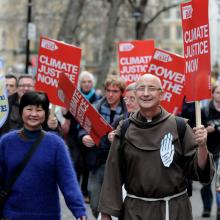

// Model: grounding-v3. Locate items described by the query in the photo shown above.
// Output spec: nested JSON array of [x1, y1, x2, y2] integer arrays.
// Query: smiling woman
[[0, 91, 87, 220], [19, 92, 49, 131]]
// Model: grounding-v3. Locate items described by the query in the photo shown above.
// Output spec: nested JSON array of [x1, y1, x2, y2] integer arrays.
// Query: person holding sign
[[98, 74, 214, 220], [0, 91, 86, 220], [63, 70, 102, 203], [200, 84, 220, 218], [78, 75, 127, 218]]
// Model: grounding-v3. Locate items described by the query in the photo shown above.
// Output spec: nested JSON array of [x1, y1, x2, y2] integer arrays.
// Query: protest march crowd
[[0, 69, 219, 220], [0, 0, 220, 220]]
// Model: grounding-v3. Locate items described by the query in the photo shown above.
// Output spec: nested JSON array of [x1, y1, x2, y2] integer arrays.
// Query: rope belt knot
[[127, 189, 187, 220]]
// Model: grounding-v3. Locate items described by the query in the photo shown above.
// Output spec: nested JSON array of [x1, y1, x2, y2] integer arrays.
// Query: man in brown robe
[[98, 74, 215, 220]]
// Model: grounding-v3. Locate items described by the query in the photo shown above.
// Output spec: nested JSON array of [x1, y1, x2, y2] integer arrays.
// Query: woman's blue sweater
[[0, 130, 86, 220]]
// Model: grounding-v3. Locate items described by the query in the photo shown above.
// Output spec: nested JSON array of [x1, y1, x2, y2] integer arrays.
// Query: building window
[[176, 26, 182, 39], [163, 26, 170, 39]]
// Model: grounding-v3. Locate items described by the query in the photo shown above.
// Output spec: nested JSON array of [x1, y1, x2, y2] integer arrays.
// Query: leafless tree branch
[[145, 3, 179, 27]]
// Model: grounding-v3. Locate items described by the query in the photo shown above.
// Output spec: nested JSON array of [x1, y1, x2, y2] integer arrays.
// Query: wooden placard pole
[[195, 101, 201, 126], [50, 104, 56, 117]]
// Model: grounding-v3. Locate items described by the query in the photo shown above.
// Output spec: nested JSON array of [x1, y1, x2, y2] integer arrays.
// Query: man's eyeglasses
[[105, 89, 121, 94], [18, 84, 34, 89], [6, 84, 16, 88], [123, 96, 136, 104], [136, 86, 162, 93]]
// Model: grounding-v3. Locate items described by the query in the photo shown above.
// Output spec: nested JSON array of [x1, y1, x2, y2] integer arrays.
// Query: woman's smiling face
[[22, 105, 45, 131]]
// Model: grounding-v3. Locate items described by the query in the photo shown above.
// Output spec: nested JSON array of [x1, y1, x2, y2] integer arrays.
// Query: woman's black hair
[[19, 91, 50, 120]]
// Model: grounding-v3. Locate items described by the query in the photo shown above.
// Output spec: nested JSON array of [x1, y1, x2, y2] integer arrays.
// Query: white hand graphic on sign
[[160, 133, 174, 167]]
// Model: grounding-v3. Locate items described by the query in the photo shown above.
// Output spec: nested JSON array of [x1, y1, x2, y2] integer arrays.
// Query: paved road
[[61, 196, 95, 220], [191, 181, 217, 220], [61, 181, 217, 220]]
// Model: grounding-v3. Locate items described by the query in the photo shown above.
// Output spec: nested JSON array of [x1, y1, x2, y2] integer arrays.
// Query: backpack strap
[[120, 118, 130, 144], [175, 116, 187, 144]]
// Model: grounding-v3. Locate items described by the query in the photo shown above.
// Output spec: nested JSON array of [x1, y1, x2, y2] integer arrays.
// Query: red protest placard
[[118, 40, 154, 84], [58, 73, 113, 145], [35, 36, 81, 107], [181, 0, 211, 102], [147, 49, 185, 115]]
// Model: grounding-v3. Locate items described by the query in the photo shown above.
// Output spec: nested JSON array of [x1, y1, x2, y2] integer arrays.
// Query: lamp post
[[25, 0, 32, 74], [132, 8, 142, 40]]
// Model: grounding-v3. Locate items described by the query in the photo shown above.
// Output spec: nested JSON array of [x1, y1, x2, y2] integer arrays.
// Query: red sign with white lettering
[[181, 0, 211, 102], [147, 48, 185, 115], [118, 40, 154, 84], [35, 36, 81, 106], [58, 74, 113, 145]]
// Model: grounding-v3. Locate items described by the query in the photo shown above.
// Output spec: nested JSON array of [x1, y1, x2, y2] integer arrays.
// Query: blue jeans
[[88, 164, 105, 218], [201, 155, 220, 210]]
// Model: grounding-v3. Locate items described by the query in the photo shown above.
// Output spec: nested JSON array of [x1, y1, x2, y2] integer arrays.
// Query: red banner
[[147, 49, 185, 115], [58, 74, 113, 145], [181, 0, 211, 102], [118, 40, 154, 84], [35, 36, 81, 106]]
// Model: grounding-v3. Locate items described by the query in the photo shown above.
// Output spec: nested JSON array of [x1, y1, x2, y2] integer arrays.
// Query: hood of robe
[[120, 107, 176, 151]]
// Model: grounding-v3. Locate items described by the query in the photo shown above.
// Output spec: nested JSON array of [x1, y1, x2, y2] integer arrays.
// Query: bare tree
[[95, 0, 181, 86], [96, 0, 124, 88], [128, 0, 180, 39], [57, 0, 86, 44], [55, 0, 181, 87]]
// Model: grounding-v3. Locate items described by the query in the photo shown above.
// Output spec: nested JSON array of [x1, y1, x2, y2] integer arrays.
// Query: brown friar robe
[[98, 108, 214, 220]]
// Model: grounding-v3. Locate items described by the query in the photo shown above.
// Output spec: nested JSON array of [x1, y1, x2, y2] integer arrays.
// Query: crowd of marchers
[[1, 71, 220, 220]]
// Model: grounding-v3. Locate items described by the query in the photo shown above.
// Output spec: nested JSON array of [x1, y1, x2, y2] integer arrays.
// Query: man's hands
[[206, 124, 215, 133], [101, 213, 112, 220], [193, 125, 207, 147], [47, 114, 58, 130], [108, 130, 116, 143], [82, 135, 95, 147], [193, 125, 209, 170]]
